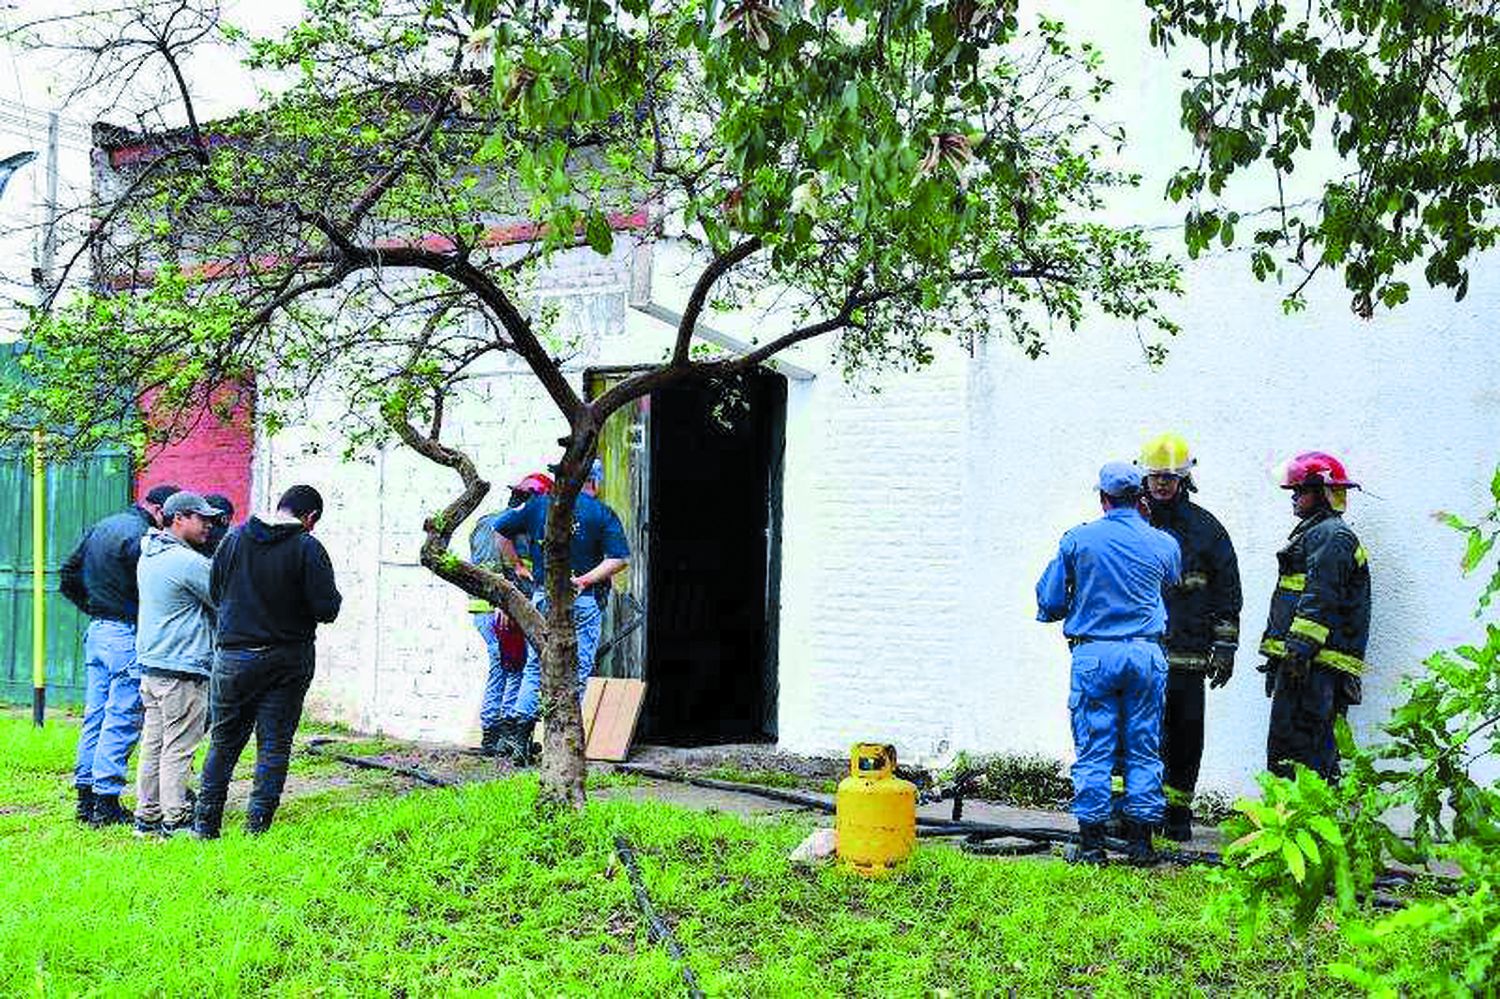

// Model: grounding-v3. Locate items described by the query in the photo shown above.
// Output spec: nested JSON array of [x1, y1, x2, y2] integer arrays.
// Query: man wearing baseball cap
[[133, 491, 220, 836], [1036, 462, 1181, 865], [59, 482, 180, 826]]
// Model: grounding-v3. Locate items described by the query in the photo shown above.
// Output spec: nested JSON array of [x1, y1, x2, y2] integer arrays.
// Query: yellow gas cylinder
[[835, 743, 916, 876]]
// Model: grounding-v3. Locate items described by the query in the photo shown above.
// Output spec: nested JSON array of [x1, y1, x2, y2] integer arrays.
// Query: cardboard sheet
[[582, 677, 647, 761]]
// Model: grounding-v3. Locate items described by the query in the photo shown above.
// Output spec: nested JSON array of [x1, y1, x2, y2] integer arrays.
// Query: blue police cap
[[1097, 461, 1142, 498]]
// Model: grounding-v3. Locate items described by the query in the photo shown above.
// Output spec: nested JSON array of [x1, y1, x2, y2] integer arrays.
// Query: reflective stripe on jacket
[[1260, 510, 1371, 676]]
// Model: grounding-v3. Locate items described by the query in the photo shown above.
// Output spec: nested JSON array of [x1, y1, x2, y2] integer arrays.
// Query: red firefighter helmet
[[1280, 452, 1360, 490], [511, 472, 554, 495]]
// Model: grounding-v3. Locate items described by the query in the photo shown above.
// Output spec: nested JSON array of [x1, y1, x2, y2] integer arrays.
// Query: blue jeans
[[475, 613, 521, 726], [1068, 639, 1167, 825], [510, 596, 603, 721], [197, 644, 315, 825], [73, 619, 142, 796]]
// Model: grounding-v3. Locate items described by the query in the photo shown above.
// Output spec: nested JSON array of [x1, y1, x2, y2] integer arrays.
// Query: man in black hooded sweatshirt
[[193, 485, 341, 838]]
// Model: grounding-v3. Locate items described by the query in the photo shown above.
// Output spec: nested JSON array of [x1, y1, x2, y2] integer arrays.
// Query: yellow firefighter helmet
[[1139, 432, 1196, 477]]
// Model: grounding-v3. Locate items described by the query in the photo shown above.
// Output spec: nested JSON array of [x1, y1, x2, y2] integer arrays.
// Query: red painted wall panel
[[135, 383, 254, 525]]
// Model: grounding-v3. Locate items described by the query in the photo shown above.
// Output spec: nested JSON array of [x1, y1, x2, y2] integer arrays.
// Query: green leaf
[[1281, 839, 1306, 883], [1293, 829, 1321, 866], [584, 209, 613, 255]]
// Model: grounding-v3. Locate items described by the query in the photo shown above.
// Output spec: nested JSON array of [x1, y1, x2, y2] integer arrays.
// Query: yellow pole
[[32, 429, 46, 726]]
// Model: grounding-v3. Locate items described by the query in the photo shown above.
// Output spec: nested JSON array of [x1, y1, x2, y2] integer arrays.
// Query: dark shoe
[[192, 803, 222, 841], [160, 819, 193, 838], [244, 810, 274, 836], [1068, 822, 1108, 865], [1162, 805, 1194, 842], [478, 721, 504, 757], [89, 795, 132, 828], [1124, 819, 1159, 867], [133, 816, 163, 838], [74, 785, 95, 824], [505, 719, 537, 766]]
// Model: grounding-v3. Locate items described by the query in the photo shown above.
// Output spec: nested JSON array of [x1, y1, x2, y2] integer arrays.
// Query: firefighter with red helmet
[[1138, 433, 1242, 841], [1259, 452, 1372, 780]]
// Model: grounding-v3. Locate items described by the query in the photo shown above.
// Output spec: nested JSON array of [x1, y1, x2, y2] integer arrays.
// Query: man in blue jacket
[[1036, 463, 1181, 865], [492, 459, 628, 763], [60, 483, 180, 826], [193, 485, 342, 838], [133, 491, 220, 836]]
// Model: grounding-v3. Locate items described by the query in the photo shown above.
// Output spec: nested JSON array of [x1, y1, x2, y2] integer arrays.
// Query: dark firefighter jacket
[[1149, 493, 1242, 669], [59, 506, 153, 623], [1259, 509, 1371, 691]]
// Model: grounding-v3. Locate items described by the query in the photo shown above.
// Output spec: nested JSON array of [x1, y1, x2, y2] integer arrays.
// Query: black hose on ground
[[614, 835, 706, 999], [617, 764, 838, 813], [304, 737, 456, 788], [618, 764, 1229, 865]]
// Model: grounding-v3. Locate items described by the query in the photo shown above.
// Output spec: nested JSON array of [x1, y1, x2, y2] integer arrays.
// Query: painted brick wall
[[135, 383, 254, 522]]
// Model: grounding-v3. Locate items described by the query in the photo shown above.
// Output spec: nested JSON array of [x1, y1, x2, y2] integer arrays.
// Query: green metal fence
[[0, 444, 132, 707]]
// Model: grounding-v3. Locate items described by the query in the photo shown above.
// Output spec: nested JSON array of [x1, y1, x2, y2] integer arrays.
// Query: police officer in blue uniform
[[1036, 462, 1182, 865]]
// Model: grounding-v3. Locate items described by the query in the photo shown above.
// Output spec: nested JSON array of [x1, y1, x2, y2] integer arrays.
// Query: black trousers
[[1160, 670, 1206, 806], [198, 644, 315, 823], [1267, 664, 1339, 781]]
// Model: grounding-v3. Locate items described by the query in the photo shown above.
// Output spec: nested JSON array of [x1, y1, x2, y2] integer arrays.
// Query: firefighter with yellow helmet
[[1137, 433, 1242, 841]]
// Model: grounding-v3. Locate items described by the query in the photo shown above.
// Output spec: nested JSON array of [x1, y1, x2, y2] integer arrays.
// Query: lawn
[[0, 714, 1434, 996]]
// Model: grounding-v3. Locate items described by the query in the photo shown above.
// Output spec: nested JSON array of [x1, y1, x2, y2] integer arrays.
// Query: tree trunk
[[535, 465, 589, 810]]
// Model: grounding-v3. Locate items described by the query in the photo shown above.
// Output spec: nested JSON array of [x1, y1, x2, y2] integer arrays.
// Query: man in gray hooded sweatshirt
[[133, 491, 220, 836]]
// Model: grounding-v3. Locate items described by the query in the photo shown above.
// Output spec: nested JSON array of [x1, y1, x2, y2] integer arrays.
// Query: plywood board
[[583, 677, 647, 761]]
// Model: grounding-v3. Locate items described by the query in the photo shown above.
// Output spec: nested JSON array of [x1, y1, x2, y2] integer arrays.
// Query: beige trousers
[[136, 673, 209, 824]]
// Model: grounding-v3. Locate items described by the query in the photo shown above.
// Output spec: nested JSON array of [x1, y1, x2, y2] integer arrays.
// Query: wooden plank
[[585, 678, 647, 761]]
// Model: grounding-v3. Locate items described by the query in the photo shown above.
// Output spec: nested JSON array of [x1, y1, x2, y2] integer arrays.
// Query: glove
[[1207, 643, 1235, 689], [1257, 659, 1277, 697]]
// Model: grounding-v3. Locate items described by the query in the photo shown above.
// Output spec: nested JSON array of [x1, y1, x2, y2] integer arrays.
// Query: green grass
[[0, 715, 1439, 996], [701, 764, 823, 790]]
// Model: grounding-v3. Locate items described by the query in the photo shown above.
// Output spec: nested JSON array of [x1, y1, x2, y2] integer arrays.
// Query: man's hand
[[569, 574, 588, 593], [1207, 644, 1235, 689]]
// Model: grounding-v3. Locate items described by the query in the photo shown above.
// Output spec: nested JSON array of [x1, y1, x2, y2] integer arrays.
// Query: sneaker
[[160, 819, 193, 838], [133, 816, 163, 838]]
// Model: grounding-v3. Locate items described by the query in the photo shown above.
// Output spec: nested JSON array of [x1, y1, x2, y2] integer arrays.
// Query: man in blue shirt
[[1036, 462, 1181, 864], [492, 459, 629, 763]]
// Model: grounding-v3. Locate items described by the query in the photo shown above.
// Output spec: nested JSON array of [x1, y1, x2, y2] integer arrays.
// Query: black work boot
[[192, 803, 222, 841], [1124, 819, 1159, 867], [89, 794, 132, 828], [507, 719, 538, 766], [1068, 822, 1108, 866], [74, 785, 95, 824], [1162, 804, 1194, 842], [244, 808, 275, 836], [478, 721, 504, 757]]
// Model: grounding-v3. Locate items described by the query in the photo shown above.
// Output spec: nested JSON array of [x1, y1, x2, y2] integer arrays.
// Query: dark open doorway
[[588, 368, 786, 745], [644, 372, 785, 744]]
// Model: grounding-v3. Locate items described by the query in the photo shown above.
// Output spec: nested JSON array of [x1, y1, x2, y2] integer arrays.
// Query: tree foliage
[[1147, 0, 1500, 316]]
